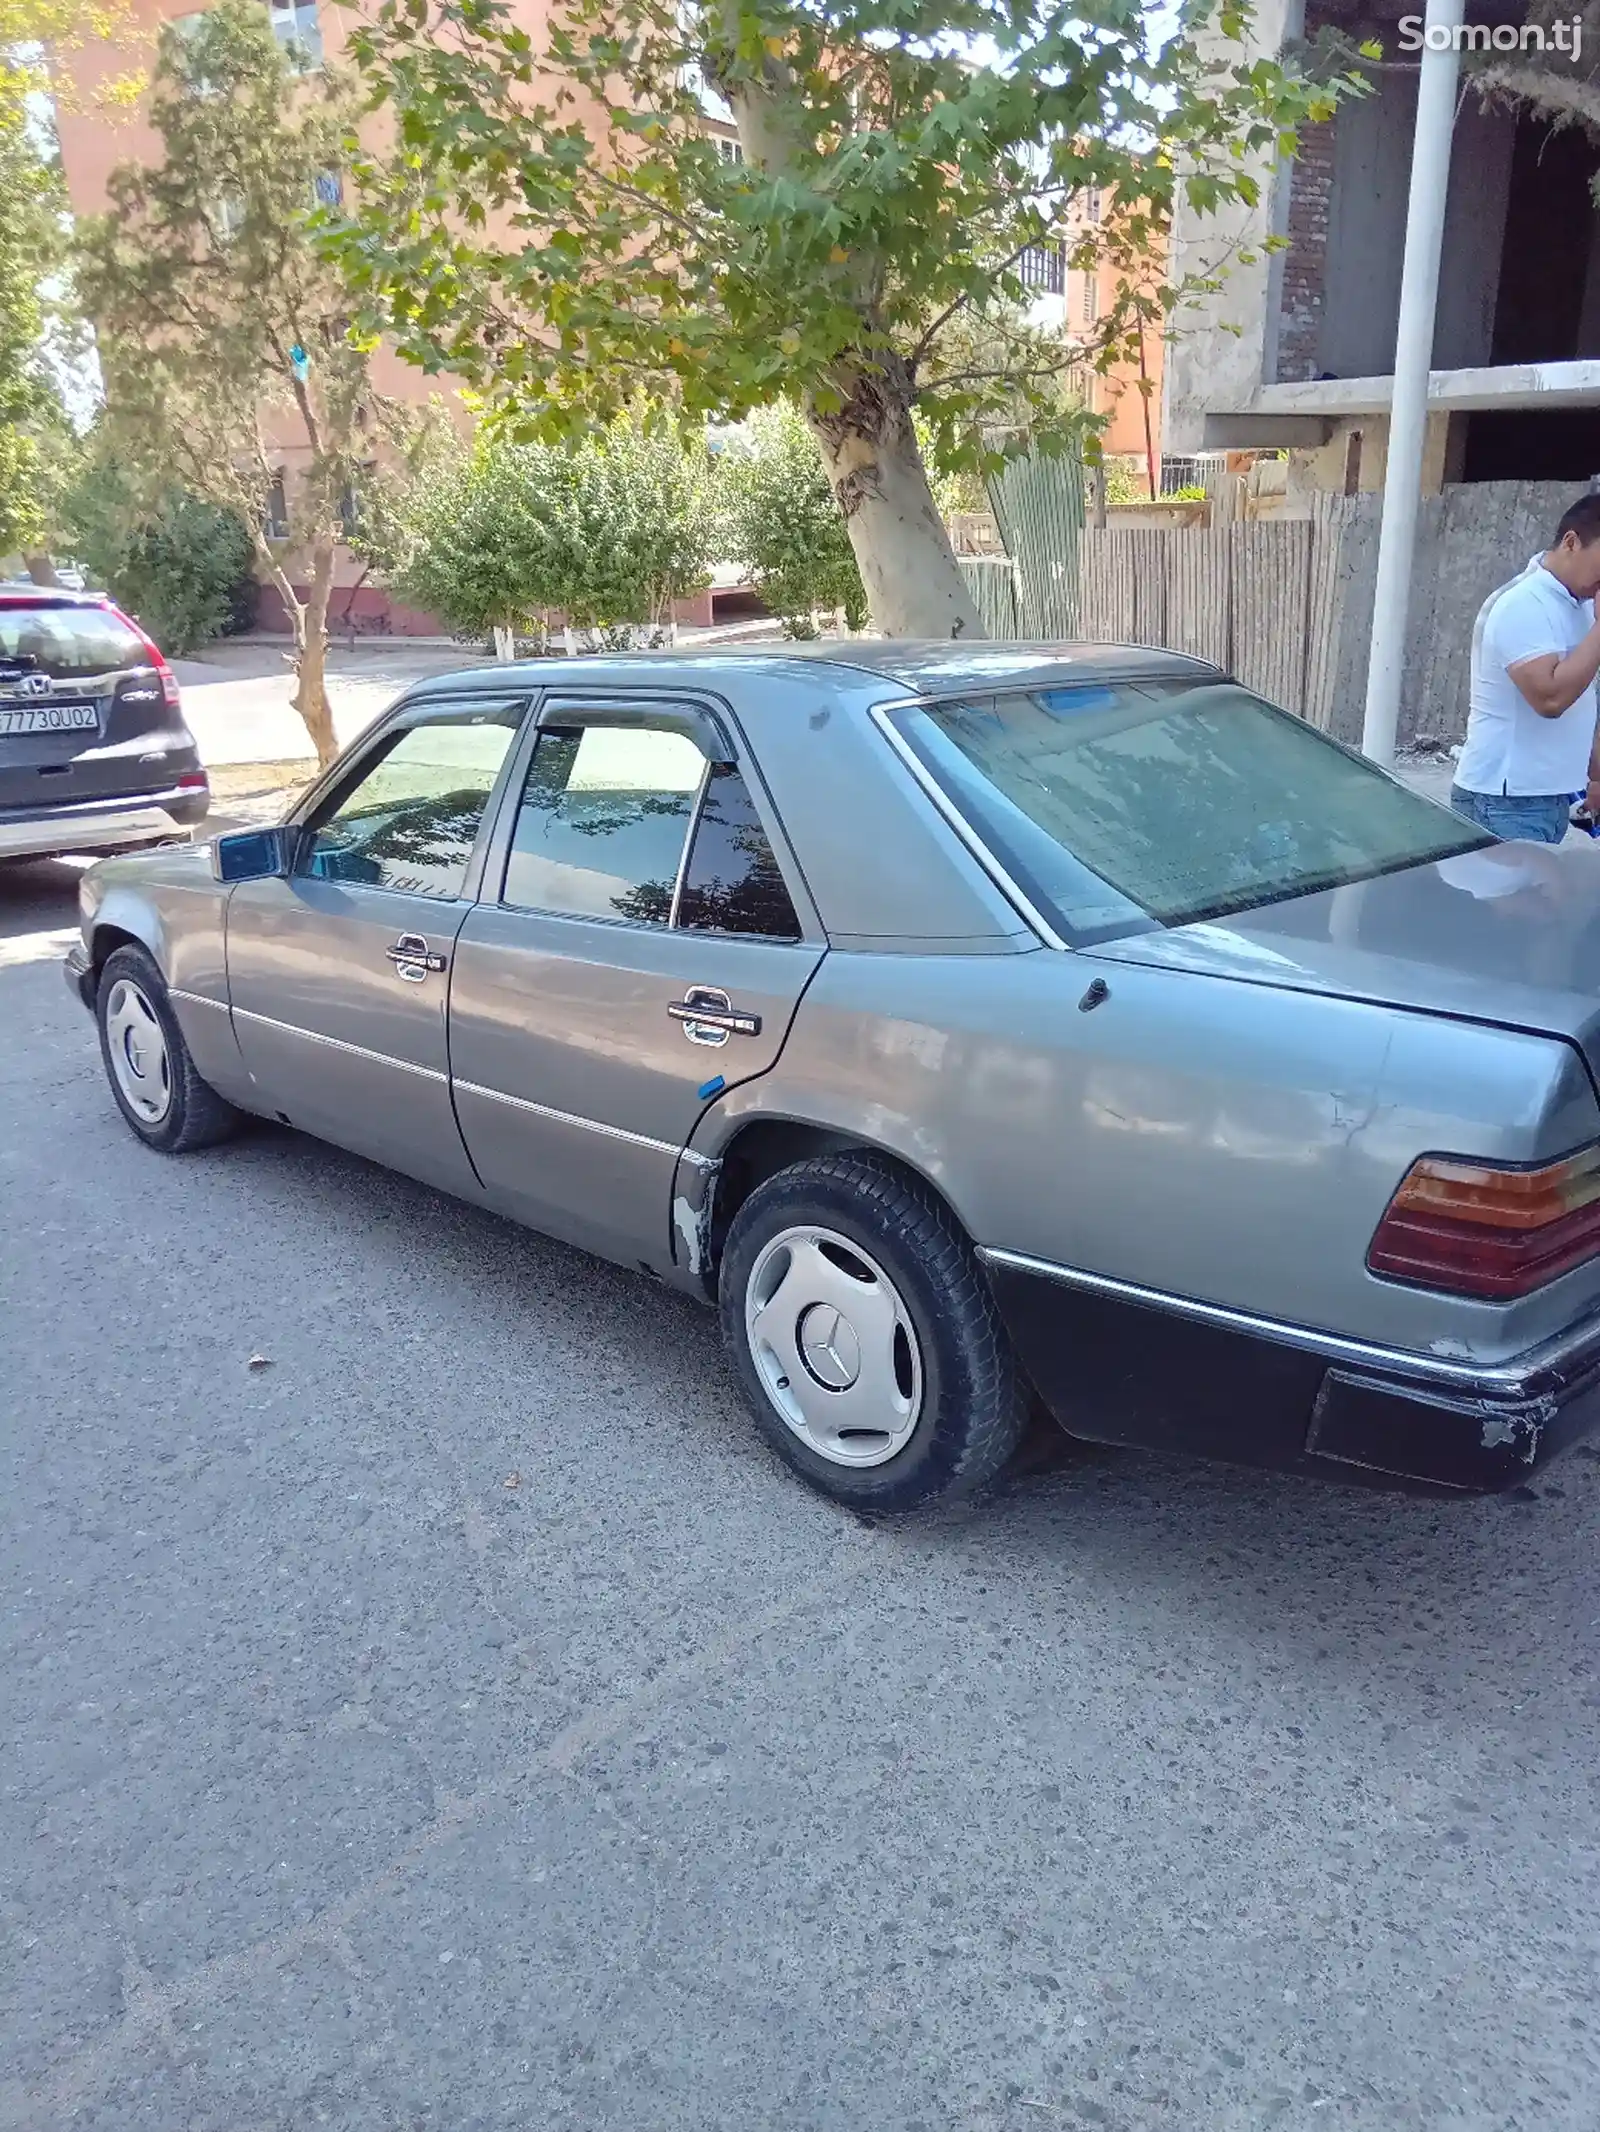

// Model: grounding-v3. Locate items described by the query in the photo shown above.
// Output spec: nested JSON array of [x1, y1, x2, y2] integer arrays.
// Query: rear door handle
[[387, 932, 447, 981], [668, 985, 762, 1043]]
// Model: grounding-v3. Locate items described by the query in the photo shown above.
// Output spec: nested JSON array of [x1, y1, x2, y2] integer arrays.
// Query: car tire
[[719, 1153, 1026, 1511], [96, 943, 241, 1154]]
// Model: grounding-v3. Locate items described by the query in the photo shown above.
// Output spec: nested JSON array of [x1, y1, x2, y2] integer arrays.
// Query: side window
[[677, 763, 801, 941], [298, 707, 521, 899], [501, 724, 706, 922]]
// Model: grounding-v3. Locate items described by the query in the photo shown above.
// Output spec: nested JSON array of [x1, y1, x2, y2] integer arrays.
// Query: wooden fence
[[1071, 480, 1579, 747]]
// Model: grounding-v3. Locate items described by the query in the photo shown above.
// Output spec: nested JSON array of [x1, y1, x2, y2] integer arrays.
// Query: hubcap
[[744, 1226, 924, 1467], [104, 978, 172, 1126]]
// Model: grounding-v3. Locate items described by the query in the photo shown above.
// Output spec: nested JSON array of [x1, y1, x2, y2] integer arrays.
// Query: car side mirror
[[210, 825, 300, 883]]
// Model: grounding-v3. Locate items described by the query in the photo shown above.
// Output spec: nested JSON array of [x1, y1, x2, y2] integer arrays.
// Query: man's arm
[[1586, 722, 1600, 818], [1507, 614, 1600, 718]]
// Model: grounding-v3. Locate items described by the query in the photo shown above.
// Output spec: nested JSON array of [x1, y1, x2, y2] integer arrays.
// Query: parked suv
[[0, 585, 209, 863]]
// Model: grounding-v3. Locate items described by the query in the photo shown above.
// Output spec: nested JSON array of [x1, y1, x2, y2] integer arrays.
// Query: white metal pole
[[1360, 0, 1464, 763]]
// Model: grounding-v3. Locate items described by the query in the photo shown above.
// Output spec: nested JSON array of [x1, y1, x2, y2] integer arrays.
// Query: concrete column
[[1360, 0, 1464, 763]]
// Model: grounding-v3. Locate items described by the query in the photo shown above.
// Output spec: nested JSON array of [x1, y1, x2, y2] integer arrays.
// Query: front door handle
[[386, 932, 447, 981], [668, 985, 762, 1044]]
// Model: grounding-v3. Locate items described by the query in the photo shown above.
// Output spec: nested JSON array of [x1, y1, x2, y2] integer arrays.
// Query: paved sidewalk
[[173, 640, 494, 769]]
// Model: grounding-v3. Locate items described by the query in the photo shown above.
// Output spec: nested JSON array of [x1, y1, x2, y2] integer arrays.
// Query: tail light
[[1368, 1144, 1600, 1298], [107, 601, 180, 710], [177, 770, 209, 792]]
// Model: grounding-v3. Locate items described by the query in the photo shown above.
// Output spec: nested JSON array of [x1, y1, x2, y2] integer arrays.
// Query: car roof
[[0, 583, 107, 607], [734, 639, 1221, 691], [408, 639, 1223, 703]]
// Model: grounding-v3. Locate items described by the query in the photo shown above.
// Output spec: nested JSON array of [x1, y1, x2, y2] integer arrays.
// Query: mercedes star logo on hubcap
[[798, 1303, 862, 1391]]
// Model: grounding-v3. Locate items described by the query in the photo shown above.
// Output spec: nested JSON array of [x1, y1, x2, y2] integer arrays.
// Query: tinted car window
[[299, 710, 520, 899], [0, 603, 147, 680], [677, 763, 801, 940], [502, 725, 705, 923], [892, 681, 1488, 944]]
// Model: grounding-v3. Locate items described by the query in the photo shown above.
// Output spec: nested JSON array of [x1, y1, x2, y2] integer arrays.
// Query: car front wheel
[[96, 943, 241, 1154], [719, 1153, 1025, 1511]]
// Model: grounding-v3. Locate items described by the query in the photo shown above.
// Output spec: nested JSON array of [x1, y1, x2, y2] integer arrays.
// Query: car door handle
[[668, 986, 762, 1042], [386, 932, 447, 980]]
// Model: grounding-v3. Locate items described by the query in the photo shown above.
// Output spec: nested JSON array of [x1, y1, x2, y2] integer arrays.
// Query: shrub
[[393, 410, 715, 646], [718, 403, 865, 637], [61, 458, 256, 655]]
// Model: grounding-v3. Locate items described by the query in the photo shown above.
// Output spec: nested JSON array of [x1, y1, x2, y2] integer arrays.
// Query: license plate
[[0, 701, 98, 736]]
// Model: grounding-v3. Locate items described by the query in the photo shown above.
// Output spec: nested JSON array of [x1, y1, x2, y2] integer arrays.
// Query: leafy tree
[[0, 101, 69, 562], [59, 444, 255, 654], [394, 409, 713, 650], [552, 410, 714, 638], [0, 1, 142, 571], [719, 401, 865, 636], [391, 435, 563, 651], [76, 0, 412, 762], [332, 0, 1352, 639]]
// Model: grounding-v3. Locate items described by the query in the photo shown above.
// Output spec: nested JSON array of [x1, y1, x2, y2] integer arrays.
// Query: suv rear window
[[890, 680, 1488, 945], [0, 602, 149, 680]]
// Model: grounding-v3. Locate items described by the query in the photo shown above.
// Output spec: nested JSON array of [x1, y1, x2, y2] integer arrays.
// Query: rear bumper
[[981, 1248, 1600, 1494], [0, 784, 208, 861]]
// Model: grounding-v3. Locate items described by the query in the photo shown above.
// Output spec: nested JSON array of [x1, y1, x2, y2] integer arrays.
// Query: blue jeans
[[1449, 786, 1571, 844]]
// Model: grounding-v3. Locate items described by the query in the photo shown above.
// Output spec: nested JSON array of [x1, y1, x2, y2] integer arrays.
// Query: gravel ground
[[4, 858, 1600, 2132]]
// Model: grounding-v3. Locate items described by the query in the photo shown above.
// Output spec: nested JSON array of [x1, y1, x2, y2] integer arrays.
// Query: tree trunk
[[23, 553, 61, 588], [293, 538, 339, 767], [804, 364, 984, 640], [720, 48, 981, 642], [492, 624, 515, 662]]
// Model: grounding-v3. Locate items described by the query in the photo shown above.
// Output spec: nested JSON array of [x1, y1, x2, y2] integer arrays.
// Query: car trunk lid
[[1088, 838, 1600, 1083]]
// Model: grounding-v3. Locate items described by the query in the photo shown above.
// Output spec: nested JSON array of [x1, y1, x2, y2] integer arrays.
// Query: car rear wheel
[[719, 1153, 1025, 1510], [96, 944, 241, 1154]]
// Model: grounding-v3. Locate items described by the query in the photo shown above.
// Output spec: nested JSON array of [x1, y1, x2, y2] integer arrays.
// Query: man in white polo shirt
[[1452, 493, 1600, 844]]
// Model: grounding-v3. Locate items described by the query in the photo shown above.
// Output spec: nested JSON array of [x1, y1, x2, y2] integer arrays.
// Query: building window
[[1017, 243, 1065, 296], [1085, 187, 1102, 226], [1081, 274, 1098, 326], [266, 0, 322, 69], [714, 134, 743, 164], [263, 475, 289, 541], [312, 169, 342, 208]]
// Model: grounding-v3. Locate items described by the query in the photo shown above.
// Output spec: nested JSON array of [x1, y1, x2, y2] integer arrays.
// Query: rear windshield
[[889, 680, 1489, 945], [0, 602, 148, 680]]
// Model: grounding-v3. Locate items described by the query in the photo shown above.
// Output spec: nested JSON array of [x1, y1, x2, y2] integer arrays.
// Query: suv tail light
[[1368, 1145, 1600, 1298], [107, 601, 180, 710]]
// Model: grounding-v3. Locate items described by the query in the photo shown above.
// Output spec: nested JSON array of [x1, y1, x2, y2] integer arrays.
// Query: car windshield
[[889, 679, 1490, 945], [0, 602, 148, 680]]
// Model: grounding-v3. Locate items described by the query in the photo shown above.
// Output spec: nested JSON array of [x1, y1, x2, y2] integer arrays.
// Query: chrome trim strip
[[232, 1007, 448, 1083], [454, 1077, 714, 1166], [868, 706, 1071, 951], [170, 988, 230, 1013], [977, 1245, 1600, 1395]]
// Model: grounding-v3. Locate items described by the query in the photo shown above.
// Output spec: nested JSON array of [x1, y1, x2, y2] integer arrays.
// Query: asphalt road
[[5, 860, 1600, 2132]]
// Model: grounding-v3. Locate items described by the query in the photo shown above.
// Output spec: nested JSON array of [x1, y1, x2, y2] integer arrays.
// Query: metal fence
[[956, 555, 1021, 638], [983, 447, 1084, 638]]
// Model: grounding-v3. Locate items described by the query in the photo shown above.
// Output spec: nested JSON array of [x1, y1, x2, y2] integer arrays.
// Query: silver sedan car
[[67, 643, 1600, 1508]]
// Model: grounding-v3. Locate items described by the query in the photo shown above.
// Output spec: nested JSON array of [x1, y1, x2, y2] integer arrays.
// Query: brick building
[[1020, 192, 1168, 485], [1163, 0, 1600, 493]]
